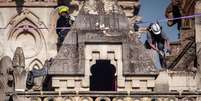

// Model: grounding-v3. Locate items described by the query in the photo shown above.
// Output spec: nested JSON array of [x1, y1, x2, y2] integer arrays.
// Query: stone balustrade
[[6, 91, 200, 101]]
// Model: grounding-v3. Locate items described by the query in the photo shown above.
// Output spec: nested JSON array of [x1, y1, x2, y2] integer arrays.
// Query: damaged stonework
[[49, 0, 156, 76], [195, 1, 201, 90], [169, 41, 196, 71], [165, 0, 196, 71], [127, 31, 156, 74], [49, 30, 80, 75], [48, 0, 156, 91], [84, 0, 121, 15], [197, 42, 201, 71], [0, 47, 26, 100]]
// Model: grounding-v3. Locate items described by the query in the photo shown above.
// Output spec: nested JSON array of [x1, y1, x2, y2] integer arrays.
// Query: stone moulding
[[7, 10, 45, 59], [5, 91, 200, 101], [5, 9, 49, 69]]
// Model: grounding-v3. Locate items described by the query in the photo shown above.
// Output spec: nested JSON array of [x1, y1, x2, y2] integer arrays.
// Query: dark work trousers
[[57, 29, 70, 51], [157, 42, 167, 68]]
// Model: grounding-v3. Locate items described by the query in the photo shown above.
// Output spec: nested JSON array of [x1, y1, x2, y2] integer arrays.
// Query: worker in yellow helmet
[[58, 6, 69, 15], [56, 6, 75, 51]]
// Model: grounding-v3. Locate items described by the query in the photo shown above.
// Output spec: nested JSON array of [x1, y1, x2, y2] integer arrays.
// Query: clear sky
[[139, 0, 179, 42]]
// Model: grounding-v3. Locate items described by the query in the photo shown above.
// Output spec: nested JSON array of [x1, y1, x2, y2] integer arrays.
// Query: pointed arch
[[7, 9, 47, 59], [28, 58, 43, 70], [8, 9, 43, 28]]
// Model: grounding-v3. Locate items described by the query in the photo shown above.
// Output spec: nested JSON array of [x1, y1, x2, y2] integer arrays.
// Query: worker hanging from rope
[[56, 6, 75, 51], [144, 23, 171, 69]]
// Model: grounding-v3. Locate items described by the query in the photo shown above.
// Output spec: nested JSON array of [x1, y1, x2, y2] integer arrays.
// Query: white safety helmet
[[150, 23, 161, 35]]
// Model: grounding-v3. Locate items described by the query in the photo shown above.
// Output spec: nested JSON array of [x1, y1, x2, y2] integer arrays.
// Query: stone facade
[[165, 0, 196, 70], [0, 0, 139, 70], [48, 0, 156, 92], [195, 0, 201, 90], [0, 0, 84, 70], [0, 0, 201, 101], [0, 2, 57, 70]]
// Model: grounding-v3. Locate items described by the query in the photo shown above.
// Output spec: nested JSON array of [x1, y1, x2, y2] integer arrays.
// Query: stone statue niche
[[26, 59, 49, 91], [12, 47, 27, 91]]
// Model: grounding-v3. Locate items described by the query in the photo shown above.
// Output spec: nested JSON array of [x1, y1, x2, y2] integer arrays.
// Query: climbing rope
[[0, 13, 200, 30], [136, 13, 201, 24]]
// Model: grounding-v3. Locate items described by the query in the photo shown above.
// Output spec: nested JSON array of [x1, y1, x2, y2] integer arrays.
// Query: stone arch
[[64, 97, 75, 101], [79, 97, 93, 101], [90, 60, 117, 91], [182, 97, 196, 101], [95, 97, 111, 101], [8, 9, 44, 28], [7, 9, 47, 59], [90, 60, 116, 76], [28, 58, 43, 70], [8, 18, 43, 59]]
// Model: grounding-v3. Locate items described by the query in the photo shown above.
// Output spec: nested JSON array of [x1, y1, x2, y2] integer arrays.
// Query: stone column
[[195, 1, 201, 90], [12, 47, 27, 91]]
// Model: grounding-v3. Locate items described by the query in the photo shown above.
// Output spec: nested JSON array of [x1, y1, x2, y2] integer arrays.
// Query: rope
[[0, 27, 72, 30], [0, 13, 201, 30], [136, 13, 201, 24]]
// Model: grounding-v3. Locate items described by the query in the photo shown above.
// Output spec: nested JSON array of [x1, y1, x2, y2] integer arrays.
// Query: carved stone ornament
[[12, 47, 27, 91]]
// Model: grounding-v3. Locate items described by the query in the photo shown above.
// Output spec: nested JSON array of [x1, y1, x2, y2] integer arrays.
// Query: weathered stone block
[[155, 71, 169, 92], [67, 79, 75, 88]]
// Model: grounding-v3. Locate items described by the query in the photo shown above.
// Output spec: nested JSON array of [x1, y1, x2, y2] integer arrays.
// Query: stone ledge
[[6, 91, 201, 96], [0, 2, 57, 7]]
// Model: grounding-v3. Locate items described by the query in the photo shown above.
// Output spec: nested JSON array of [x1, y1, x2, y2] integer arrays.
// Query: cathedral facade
[[0, 0, 201, 101]]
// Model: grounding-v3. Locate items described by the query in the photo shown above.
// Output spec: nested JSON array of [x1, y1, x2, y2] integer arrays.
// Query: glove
[[166, 48, 171, 54], [164, 48, 171, 56]]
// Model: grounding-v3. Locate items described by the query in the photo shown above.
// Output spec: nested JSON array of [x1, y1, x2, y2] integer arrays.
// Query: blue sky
[[139, 0, 179, 42]]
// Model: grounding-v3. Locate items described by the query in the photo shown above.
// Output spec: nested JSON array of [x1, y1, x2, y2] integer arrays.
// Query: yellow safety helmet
[[58, 6, 69, 14]]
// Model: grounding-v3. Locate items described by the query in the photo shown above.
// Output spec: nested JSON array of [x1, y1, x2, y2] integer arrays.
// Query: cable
[[0, 13, 201, 29], [0, 27, 72, 30], [136, 13, 201, 24]]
